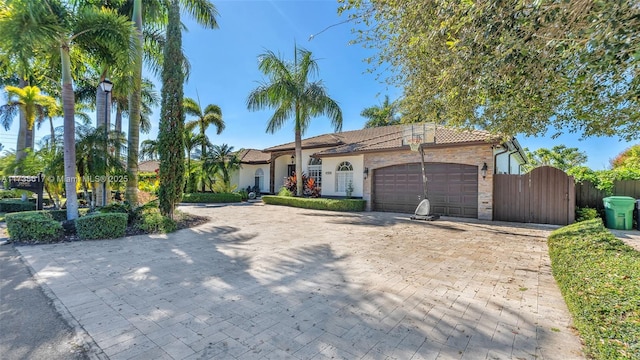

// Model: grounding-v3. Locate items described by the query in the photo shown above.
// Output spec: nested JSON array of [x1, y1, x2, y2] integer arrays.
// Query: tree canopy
[[523, 145, 587, 172], [361, 95, 400, 128], [340, 0, 640, 141], [610, 144, 640, 170]]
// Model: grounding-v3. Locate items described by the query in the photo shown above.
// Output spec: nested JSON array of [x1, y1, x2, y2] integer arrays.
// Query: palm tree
[[140, 139, 159, 161], [204, 144, 241, 192], [247, 46, 343, 196], [184, 96, 224, 191], [122, 0, 219, 206], [1, 85, 57, 165], [0, 0, 137, 220], [361, 95, 400, 128], [183, 129, 206, 187]]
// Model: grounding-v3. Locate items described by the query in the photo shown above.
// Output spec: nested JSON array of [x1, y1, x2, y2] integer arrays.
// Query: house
[[231, 149, 271, 193], [258, 123, 527, 221]]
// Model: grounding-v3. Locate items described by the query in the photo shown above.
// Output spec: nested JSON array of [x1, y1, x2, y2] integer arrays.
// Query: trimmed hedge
[[548, 219, 640, 359], [134, 207, 177, 233], [262, 196, 366, 212], [0, 189, 33, 199], [75, 213, 127, 240], [0, 199, 36, 213], [181, 193, 242, 203], [5, 212, 63, 243]]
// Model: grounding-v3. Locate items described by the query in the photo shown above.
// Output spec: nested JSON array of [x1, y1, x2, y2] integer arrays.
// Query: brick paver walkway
[[17, 203, 584, 359]]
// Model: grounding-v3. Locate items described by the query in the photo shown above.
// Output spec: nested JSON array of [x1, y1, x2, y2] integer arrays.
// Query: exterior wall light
[[363, 167, 369, 179], [481, 162, 488, 179]]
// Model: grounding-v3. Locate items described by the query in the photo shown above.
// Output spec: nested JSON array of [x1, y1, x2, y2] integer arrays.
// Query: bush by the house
[[548, 219, 639, 359], [181, 193, 242, 203], [134, 207, 177, 234], [262, 196, 366, 212], [277, 187, 293, 197], [0, 199, 36, 213], [75, 213, 127, 240], [575, 207, 600, 222], [5, 211, 63, 243]]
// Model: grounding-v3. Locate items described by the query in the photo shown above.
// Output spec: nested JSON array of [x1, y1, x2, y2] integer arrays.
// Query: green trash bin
[[603, 196, 636, 230]]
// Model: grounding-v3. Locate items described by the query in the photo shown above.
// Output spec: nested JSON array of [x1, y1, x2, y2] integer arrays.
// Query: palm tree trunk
[[49, 116, 55, 149], [200, 128, 206, 192], [61, 45, 79, 220], [15, 78, 28, 168], [295, 126, 303, 196], [126, 0, 143, 205]]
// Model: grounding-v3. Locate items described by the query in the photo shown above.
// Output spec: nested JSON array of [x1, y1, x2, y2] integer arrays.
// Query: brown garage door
[[373, 163, 478, 217]]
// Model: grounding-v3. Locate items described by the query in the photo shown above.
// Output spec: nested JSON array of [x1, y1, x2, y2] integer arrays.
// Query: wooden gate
[[494, 166, 575, 225]]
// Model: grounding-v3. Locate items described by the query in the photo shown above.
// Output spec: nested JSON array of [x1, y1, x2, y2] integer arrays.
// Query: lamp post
[[100, 79, 113, 206]]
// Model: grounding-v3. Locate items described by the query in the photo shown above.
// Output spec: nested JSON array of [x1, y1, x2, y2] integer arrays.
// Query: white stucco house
[[232, 123, 527, 221]]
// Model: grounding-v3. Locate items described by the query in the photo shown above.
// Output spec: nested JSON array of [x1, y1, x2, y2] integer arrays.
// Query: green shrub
[[238, 189, 249, 201], [181, 192, 242, 203], [548, 219, 640, 359], [75, 213, 127, 240], [576, 207, 600, 222], [99, 202, 135, 224], [47, 210, 68, 221], [0, 199, 36, 213], [277, 187, 293, 197], [0, 189, 33, 199], [134, 207, 177, 233], [262, 196, 366, 212], [5, 212, 63, 243]]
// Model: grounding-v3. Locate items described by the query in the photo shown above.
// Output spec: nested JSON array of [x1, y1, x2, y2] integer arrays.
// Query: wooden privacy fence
[[494, 166, 575, 225], [576, 180, 640, 210]]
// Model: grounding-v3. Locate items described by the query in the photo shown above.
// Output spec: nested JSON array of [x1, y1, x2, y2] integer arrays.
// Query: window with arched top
[[254, 168, 264, 192], [308, 158, 322, 188], [336, 161, 354, 193]]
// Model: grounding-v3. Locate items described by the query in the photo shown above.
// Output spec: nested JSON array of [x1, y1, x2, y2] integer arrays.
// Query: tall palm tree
[[361, 95, 400, 128], [184, 96, 224, 192], [124, 0, 219, 205], [204, 144, 241, 191], [247, 46, 343, 196], [0, 0, 137, 220], [140, 139, 159, 161], [3, 85, 57, 133]]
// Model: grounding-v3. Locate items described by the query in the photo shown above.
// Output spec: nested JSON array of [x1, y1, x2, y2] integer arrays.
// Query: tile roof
[[236, 148, 271, 163], [264, 124, 502, 156], [138, 160, 159, 172]]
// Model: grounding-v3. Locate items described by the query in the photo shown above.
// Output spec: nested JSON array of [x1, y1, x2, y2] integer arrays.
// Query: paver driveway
[[17, 203, 584, 359]]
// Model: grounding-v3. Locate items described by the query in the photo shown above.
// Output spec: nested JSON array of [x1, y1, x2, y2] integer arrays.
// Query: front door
[[287, 164, 296, 177]]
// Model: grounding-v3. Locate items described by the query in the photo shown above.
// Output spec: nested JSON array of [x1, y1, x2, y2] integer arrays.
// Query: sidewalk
[[0, 242, 90, 360]]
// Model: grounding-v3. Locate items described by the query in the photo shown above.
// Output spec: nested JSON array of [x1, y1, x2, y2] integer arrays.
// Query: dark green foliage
[[47, 210, 68, 221], [262, 196, 366, 212], [576, 207, 600, 222], [0, 200, 36, 213], [134, 206, 177, 234], [5, 212, 63, 243], [157, 0, 185, 219], [99, 202, 134, 224], [181, 193, 242, 203], [0, 189, 33, 199], [548, 219, 640, 359], [75, 213, 127, 240]]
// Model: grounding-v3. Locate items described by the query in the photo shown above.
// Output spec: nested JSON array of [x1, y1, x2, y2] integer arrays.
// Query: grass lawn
[[548, 219, 640, 359]]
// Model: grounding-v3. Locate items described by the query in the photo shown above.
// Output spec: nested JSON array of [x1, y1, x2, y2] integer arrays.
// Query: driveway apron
[[16, 203, 585, 359]]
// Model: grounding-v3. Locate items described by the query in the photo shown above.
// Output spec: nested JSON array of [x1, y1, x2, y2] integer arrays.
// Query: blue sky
[[1, 0, 634, 170]]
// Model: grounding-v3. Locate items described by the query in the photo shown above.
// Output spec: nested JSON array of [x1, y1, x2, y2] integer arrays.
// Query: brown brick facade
[[363, 144, 495, 220]]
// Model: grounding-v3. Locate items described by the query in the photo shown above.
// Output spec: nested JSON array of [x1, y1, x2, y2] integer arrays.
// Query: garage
[[372, 163, 478, 217]]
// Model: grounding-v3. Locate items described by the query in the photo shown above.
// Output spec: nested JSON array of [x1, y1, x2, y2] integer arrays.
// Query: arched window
[[336, 161, 354, 193], [254, 168, 264, 192], [308, 158, 322, 188]]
